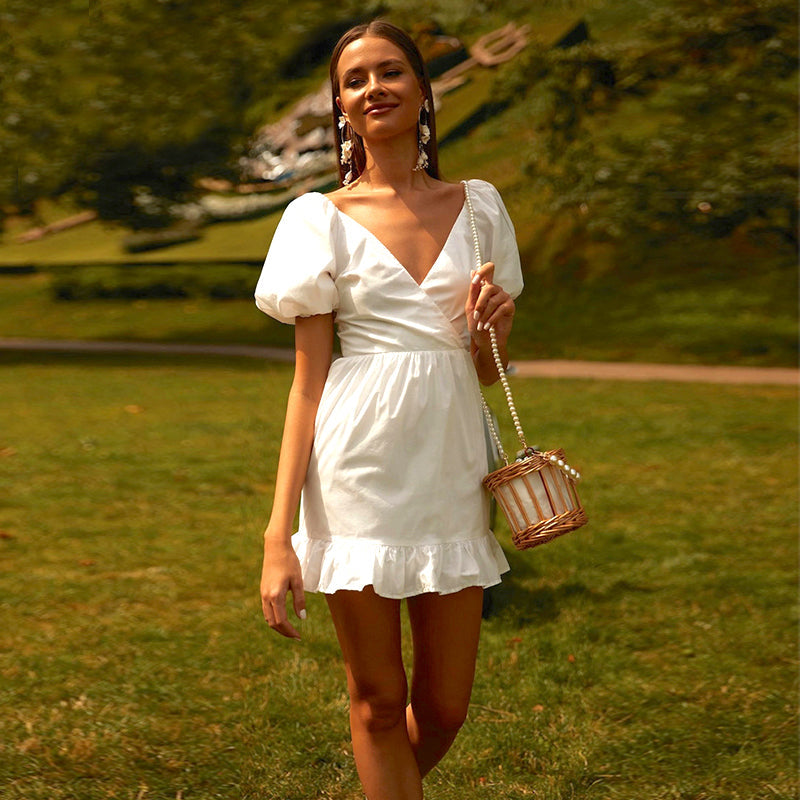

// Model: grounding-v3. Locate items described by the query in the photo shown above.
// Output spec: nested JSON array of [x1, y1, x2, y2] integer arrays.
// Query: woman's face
[[335, 35, 424, 143]]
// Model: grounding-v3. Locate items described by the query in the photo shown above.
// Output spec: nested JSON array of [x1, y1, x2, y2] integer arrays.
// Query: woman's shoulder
[[277, 191, 337, 231], [464, 178, 502, 202], [285, 190, 330, 213], [463, 179, 517, 238], [464, 179, 510, 220]]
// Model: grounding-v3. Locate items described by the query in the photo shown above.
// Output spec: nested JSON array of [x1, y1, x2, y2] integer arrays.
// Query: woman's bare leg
[[325, 587, 423, 800], [405, 586, 484, 777]]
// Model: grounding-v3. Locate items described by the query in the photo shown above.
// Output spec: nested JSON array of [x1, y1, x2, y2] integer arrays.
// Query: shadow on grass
[[484, 542, 658, 623], [485, 580, 596, 625]]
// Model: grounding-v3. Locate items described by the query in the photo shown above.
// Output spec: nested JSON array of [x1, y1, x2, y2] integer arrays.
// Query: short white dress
[[255, 179, 523, 599]]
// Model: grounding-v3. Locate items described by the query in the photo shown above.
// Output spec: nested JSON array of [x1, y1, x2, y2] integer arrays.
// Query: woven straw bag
[[463, 182, 588, 550]]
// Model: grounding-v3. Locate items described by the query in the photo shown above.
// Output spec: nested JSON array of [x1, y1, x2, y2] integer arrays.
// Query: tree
[[499, 0, 798, 256], [0, 0, 374, 227]]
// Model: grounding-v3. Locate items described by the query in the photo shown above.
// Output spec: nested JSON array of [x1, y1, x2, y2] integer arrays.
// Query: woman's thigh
[[325, 586, 407, 705], [406, 587, 484, 725]]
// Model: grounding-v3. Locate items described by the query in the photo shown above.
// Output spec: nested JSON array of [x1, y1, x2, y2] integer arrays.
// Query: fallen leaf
[[0, 531, 15, 540], [532, 704, 545, 712], [79, 559, 96, 567], [568, 654, 576, 663], [124, 405, 144, 414]]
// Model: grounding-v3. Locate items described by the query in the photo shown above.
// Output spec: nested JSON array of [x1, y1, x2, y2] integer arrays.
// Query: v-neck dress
[[255, 179, 523, 599]]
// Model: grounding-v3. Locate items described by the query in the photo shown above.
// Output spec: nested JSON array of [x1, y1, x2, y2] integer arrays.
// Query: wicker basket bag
[[464, 182, 588, 550]]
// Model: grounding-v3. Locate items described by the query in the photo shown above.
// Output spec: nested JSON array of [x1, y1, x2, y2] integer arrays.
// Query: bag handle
[[463, 181, 528, 467]]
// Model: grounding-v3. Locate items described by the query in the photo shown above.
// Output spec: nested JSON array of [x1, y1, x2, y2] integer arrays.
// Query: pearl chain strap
[[463, 181, 581, 483]]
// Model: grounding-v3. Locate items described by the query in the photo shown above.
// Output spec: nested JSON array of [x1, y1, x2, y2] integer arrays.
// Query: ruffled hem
[[292, 532, 510, 599]]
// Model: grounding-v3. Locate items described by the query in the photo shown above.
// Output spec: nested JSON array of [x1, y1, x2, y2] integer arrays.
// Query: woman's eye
[[343, 67, 402, 88]]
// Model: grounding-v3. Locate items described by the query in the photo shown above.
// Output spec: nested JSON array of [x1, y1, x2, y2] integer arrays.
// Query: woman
[[255, 20, 523, 799]]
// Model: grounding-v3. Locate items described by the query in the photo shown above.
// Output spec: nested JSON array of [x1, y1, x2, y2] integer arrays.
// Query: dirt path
[[510, 359, 798, 386], [0, 337, 796, 386]]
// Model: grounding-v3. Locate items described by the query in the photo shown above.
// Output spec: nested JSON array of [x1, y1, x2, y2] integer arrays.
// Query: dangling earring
[[414, 98, 431, 173], [338, 115, 354, 186]]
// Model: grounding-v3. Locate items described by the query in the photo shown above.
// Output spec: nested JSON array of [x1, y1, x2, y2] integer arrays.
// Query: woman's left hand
[[465, 261, 515, 346]]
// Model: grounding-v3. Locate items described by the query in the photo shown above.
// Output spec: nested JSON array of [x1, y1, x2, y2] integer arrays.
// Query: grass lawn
[[0, 353, 796, 799]]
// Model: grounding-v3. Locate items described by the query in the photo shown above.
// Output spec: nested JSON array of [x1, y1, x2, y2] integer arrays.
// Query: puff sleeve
[[469, 179, 524, 300], [254, 193, 339, 325]]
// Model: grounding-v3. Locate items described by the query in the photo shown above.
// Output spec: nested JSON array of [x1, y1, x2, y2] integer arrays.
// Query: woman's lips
[[364, 104, 397, 116]]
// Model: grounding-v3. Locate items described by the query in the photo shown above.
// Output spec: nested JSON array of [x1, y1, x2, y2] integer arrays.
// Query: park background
[[0, 0, 797, 798]]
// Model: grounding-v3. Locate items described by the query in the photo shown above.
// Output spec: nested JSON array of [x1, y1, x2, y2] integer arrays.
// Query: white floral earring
[[338, 115, 354, 185], [414, 98, 431, 172]]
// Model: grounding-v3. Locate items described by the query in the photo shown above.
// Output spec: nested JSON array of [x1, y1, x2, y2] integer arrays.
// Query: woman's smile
[[364, 102, 398, 116]]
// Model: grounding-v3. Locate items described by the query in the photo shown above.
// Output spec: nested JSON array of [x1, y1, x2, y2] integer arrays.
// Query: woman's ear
[[335, 97, 345, 115]]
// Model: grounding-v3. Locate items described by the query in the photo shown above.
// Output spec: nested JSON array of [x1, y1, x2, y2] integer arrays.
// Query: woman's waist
[[336, 317, 469, 356], [336, 345, 469, 361], [326, 347, 477, 386]]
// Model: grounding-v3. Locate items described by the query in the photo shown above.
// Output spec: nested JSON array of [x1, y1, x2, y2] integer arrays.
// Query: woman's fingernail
[[472, 273, 482, 284], [477, 321, 483, 331], [473, 310, 480, 320]]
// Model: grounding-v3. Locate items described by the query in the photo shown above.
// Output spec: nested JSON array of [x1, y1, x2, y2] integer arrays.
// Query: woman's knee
[[349, 680, 408, 734], [412, 694, 469, 734]]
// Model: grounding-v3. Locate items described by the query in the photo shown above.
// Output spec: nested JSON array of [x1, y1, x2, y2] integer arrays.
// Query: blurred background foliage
[[497, 0, 798, 257], [0, 0, 796, 364], [2, 0, 794, 240], [0, 0, 520, 227], [0, 0, 369, 227]]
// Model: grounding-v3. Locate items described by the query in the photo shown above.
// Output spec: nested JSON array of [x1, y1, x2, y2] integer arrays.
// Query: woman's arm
[[261, 313, 334, 640], [465, 261, 516, 386]]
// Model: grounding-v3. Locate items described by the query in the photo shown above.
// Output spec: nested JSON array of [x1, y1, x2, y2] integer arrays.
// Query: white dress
[[255, 179, 523, 599]]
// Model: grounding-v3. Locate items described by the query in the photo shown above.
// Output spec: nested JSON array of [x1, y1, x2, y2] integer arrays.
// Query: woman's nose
[[365, 73, 385, 97]]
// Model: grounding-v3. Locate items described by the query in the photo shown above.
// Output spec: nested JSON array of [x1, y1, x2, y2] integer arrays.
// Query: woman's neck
[[358, 134, 426, 193]]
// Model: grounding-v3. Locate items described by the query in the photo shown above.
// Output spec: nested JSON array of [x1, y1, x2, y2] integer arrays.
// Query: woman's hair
[[330, 20, 440, 186]]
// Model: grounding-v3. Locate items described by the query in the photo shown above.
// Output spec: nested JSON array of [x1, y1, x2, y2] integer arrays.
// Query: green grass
[[0, 274, 295, 350], [0, 212, 281, 266], [0, 353, 796, 799]]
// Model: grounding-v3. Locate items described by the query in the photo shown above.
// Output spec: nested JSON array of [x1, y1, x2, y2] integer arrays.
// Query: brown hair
[[329, 20, 439, 186]]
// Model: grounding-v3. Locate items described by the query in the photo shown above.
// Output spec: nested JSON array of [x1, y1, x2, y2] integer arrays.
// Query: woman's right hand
[[261, 534, 307, 640]]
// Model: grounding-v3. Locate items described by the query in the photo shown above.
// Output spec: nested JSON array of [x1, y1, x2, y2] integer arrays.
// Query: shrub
[[51, 264, 260, 301]]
